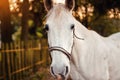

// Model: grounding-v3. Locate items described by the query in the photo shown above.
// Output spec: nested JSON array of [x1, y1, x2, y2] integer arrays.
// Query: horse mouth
[[56, 74, 65, 80]]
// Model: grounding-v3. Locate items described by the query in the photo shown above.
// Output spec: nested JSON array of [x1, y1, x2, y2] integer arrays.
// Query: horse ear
[[65, 0, 75, 11], [44, 0, 53, 11]]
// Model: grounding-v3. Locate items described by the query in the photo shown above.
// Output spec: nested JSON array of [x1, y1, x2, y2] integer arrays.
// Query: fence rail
[[0, 39, 49, 80], [0, 47, 41, 53]]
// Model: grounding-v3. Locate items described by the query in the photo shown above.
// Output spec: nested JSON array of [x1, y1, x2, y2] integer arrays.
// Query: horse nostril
[[50, 67, 56, 77], [65, 66, 69, 75]]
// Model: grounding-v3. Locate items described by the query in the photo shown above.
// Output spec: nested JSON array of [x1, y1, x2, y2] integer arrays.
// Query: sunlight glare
[[9, 0, 23, 11], [108, 8, 120, 19]]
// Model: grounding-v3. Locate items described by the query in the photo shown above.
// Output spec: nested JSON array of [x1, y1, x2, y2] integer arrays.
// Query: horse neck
[[71, 19, 91, 65], [74, 19, 89, 40]]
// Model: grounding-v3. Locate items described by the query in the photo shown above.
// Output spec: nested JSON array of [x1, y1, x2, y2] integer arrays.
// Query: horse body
[[43, 0, 120, 79], [106, 33, 120, 80], [70, 19, 120, 80]]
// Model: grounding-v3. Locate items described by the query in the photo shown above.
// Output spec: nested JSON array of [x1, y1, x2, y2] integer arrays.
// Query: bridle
[[48, 28, 84, 61], [49, 46, 71, 60]]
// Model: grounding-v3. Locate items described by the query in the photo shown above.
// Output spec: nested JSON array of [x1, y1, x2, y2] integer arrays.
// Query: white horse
[[43, 0, 120, 80]]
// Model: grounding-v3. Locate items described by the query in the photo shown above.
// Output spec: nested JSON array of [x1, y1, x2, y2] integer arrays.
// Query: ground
[[28, 67, 72, 80]]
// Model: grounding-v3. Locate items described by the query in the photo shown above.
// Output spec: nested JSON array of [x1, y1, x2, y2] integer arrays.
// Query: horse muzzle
[[49, 46, 71, 80], [50, 66, 69, 80]]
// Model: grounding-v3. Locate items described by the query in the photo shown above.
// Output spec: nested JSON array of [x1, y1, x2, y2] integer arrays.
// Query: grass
[[28, 67, 54, 80]]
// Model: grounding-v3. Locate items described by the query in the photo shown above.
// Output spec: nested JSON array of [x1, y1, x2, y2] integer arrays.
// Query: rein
[[49, 28, 84, 61]]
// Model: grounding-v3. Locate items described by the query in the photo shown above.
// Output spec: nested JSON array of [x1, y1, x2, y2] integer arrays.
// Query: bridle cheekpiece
[[48, 28, 84, 61]]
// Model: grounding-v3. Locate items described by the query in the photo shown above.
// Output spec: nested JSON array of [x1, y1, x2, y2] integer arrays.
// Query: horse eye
[[44, 24, 49, 31], [71, 24, 74, 30]]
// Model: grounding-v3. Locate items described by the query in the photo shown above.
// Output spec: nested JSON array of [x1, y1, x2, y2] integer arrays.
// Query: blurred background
[[0, 0, 120, 80]]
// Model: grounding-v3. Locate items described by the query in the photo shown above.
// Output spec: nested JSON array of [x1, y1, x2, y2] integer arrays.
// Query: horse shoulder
[[105, 32, 120, 80], [108, 32, 120, 48], [74, 30, 110, 80]]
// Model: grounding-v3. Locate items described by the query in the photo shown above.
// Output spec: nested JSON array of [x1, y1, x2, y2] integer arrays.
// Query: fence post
[[6, 43, 12, 80], [21, 41, 24, 79], [10, 42, 14, 80], [1, 43, 6, 80], [0, 20, 1, 49], [41, 39, 48, 67]]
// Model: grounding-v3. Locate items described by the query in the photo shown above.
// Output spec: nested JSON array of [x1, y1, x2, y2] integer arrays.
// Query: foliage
[[74, 0, 120, 36], [89, 0, 120, 15], [12, 27, 21, 40], [90, 16, 120, 36], [1, 0, 120, 41], [0, 0, 13, 42], [10, 0, 46, 40]]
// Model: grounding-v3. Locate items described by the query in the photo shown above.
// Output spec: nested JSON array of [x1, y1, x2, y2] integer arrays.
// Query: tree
[[89, 0, 120, 15], [0, 1, 13, 79], [21, 0, 29, 41], [29, 0, 46, 38], [0, 0, 13, 42], [74, 0, 120, 36], [89, 0, 120, 36]]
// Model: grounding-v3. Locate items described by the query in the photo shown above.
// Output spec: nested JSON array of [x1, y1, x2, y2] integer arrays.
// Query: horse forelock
[[46, 4, 72, 21]]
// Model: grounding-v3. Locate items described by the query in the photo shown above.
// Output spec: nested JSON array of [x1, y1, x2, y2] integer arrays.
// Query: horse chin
[[56, 74, 63, 80], [56, 74, 67, 80]]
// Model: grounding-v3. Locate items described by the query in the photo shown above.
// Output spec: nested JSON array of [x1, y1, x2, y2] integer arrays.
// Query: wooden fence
[[0, 39, 50, 80]]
